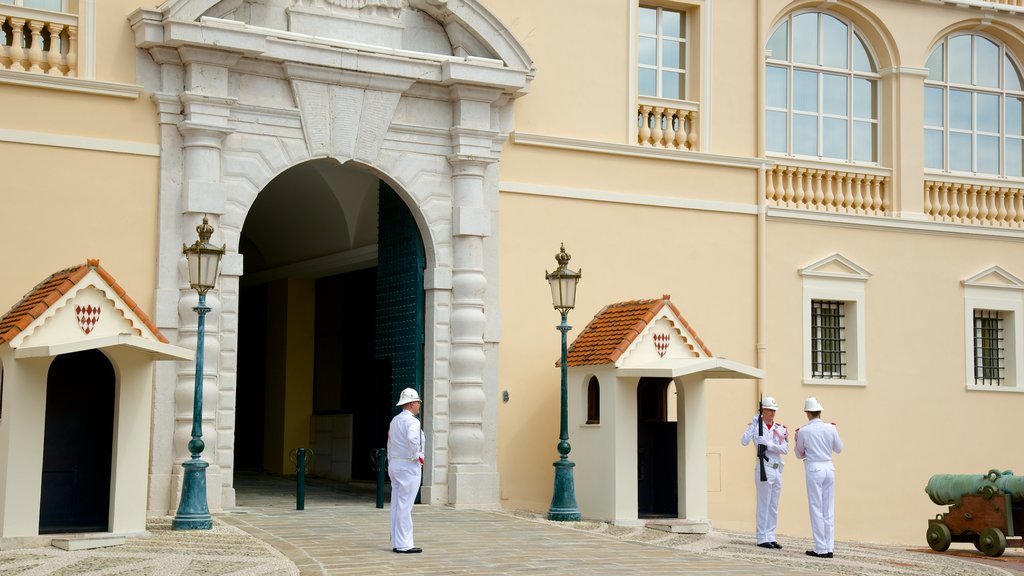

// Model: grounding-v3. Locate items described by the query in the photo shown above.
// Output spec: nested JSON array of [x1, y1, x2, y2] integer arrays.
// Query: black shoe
[[825, 552, 833, 558], [757, 542, 775, 548], [771, 542, 783, 549], [393, 547, 422, 553], [805, 550, 829, 558]]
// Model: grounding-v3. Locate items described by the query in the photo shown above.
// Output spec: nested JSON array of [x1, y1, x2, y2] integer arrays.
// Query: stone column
[[171, 46, 240, 513], [446, 84, 503, 507]]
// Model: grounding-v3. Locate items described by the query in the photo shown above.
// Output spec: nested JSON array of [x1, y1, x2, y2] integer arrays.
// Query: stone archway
[[131, 0, 533, 515]]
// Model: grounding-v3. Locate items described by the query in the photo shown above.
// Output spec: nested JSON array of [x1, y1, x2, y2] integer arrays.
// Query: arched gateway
[[129, 0, 533, 513]]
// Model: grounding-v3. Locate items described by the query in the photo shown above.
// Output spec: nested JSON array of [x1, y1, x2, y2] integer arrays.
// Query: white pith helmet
[[397, 388, 421, 406], [803, 396, 824, 412], [761, 396, 778, 410]]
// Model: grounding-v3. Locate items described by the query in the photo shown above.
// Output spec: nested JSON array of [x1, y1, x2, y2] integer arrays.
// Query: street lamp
[[545, 243, 581, 521], [173, 215, 225, 530]]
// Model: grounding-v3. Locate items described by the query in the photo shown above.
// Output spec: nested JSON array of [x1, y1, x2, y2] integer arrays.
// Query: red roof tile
[[563, 295, 712, 367], [0, 260, 168, 344]]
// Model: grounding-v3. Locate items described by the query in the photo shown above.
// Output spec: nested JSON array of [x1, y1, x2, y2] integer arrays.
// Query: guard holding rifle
[[740, 396, 788, 549]]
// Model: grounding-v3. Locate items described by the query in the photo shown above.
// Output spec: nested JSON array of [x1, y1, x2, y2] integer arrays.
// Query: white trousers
[[804, 462, 835, 554], [389, 461, 421, 551], [754, 462, 783, 544]]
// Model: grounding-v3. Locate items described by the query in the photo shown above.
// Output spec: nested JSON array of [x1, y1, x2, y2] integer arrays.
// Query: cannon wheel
[[927, 522, 951, 552], [978, 527, 1006, 557]]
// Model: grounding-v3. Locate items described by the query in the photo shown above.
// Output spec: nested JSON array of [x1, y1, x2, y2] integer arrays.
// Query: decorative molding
[[500, 181, 758, 216], [0, 128, 160, 157], [962, 265, 1024, 289], [0, 70, 142, 98], [800, 253, 872, 281], [510, 132, 766, 169], [768, 206, 1024, 241]]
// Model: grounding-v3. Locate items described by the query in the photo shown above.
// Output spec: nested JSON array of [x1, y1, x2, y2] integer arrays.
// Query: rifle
[[757, 394, 767, 482]]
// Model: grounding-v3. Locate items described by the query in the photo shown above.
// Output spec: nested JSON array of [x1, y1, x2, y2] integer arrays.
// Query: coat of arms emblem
[[653, 333, 669, 357], [75, 304, 101, 334]]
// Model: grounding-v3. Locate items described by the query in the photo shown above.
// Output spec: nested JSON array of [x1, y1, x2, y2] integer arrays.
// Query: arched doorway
[[637, 376, 677, 518], [235, 159, 424, 483], [40, 349, 114, 533]]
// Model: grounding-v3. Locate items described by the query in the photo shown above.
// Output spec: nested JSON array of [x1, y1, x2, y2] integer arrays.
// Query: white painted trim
[[966, 384, 1024, 393], [963, 265, 1024, 289], [802, 278, 867, 385], [924, 170, 1024, 188], [768, 155, 892, 177], [802, 378, 867, 387], [15, 334, 193, 361], [510, 132, 766, 169], [930, 0, 1024, 15], [0, 128, 159, 157], [0, 70, 142, 98], [963, 288, 1023, 389], [702, 0, 712, 150], [768, 207, 1024, 241], [81, 0, 96, 79], [800, 253, 872, 280], [500, 181, 758, 216]]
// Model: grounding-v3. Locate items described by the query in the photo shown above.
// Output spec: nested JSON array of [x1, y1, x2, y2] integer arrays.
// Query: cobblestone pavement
[[0, 472, 1017, 575]]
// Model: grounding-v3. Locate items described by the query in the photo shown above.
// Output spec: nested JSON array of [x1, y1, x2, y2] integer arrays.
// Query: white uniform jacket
[[740, 415, 789, 468]]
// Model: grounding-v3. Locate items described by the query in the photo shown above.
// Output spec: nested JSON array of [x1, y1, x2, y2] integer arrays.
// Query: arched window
[[765, 12, 879, 162], [924, 34, 1024, 177], [586, 377, 600, 425]]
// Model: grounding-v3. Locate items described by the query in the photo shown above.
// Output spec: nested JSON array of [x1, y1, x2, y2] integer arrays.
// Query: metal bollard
[[295, 447, 307, 511], [372, 448, 387, 509]]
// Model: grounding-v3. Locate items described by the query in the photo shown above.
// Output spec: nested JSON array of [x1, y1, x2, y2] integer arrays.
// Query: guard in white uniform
[[740, 396, 788, 549], [794, 396, 843, 559], [388, 387, 425, 554]]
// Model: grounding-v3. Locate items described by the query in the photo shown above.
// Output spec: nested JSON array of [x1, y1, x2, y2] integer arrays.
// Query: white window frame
[[765, 11, 881, 164], [637, 4, 688, 101], [801, 254, 870, 386], [963, 267, 1024, 391], [924, 33, 1024, 178]]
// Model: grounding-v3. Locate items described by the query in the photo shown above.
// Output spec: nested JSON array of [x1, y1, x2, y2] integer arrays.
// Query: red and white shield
[[75, 304, 101, 334], [653, 333, 669, 357]]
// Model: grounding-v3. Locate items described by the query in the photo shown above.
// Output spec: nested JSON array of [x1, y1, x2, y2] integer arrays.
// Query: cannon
[[925, 469, 1024, 557]]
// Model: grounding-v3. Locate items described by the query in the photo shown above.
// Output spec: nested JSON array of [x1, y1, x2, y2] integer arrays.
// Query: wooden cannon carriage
[[926, 469, 1024, 557]]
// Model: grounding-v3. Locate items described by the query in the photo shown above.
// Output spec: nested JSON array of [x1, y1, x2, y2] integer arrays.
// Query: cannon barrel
[[926, 470, 1024, 505]]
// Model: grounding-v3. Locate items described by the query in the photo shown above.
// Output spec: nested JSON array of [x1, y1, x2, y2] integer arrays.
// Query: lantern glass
[[548, 273, 579, 311]]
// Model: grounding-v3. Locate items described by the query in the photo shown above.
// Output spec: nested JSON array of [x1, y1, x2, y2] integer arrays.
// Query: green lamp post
[[173, 215, 225, 530], [546, 243, 582, 521]]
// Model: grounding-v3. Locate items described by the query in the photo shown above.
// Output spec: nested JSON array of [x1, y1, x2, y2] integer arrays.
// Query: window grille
[[811, 300, 846, 378], [974, 309, 1006, 386]]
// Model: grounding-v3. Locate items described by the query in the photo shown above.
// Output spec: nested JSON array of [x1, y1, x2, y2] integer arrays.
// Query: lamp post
[[546, 243, 581, 521], [173, 215, 225, 530]]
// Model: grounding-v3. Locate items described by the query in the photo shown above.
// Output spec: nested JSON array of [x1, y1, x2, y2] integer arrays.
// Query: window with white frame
[[963, 267, 1024, 390], [924, 34, 1024, 177], [765, 12, 879, 162], [0, 0, 63, 11], [638, 5, 687, 101], [801, 254, 869, 386]]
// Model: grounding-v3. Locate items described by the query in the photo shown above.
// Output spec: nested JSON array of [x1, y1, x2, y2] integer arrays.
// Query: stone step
[[645, 519, 711, 534], [51, 536, 126, 551]]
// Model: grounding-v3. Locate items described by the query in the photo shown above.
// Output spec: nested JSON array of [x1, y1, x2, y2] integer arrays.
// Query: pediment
[[799, 253, 871, 280], [617, 308, 710, 369], [963, 265, 1024, 290], [0, 261, 172, 352]]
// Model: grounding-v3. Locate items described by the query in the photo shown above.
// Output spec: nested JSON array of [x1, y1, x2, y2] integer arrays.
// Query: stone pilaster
[[170, 46, 241, 513], [446, 84, 504, 507]]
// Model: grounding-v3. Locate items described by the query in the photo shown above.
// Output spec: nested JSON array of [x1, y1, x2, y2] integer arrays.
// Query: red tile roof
[[0, 259, 168, 344], [564, 294, 712, 367]]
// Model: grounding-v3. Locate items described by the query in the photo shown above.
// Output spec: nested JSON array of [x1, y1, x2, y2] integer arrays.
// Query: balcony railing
[[765, 163, 891, 216], [0, 6, 77, 77], [636, 96, 699, 151], [924, 179, 1024, 227]]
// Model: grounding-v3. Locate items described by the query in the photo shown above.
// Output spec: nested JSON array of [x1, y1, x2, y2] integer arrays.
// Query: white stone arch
[[132, 0, 531, 514]]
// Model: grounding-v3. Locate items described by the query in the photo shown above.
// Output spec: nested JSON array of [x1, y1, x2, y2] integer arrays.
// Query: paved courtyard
[[0, 473, 1019, 575]]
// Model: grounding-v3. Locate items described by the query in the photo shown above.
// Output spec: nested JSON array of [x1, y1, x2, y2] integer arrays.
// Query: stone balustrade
[[924, 179, 1024, 227], [637, 97, 699, 150], [765, 164, 890, 215], [0, 7, 77, 77]]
